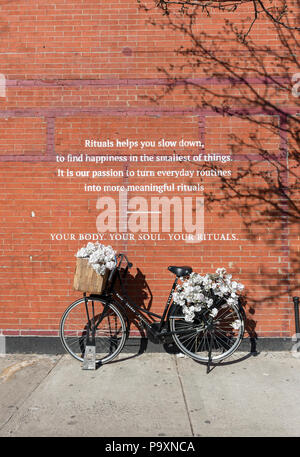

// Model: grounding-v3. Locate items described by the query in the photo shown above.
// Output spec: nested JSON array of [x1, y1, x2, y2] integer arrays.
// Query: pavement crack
[[174, 355, 195, 437]]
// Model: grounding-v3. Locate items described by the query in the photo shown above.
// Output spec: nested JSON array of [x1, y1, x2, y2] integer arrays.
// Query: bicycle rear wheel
[[60, 297, 127, 364], [170, 300, 244, 363]]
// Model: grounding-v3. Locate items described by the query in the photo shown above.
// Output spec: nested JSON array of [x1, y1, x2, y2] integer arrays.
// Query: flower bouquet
[[172, 268, 244, 327], [73, 242, 117, 294]]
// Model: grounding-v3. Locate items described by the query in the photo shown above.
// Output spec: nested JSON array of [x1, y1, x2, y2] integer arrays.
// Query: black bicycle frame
[[87, 266, 178, 339], [113, 273, 179, 335], [88, 254, 206, 340]]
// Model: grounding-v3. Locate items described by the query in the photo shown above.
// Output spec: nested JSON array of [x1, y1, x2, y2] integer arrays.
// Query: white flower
[[194, 304, 202, 312], [205, 298, 214, 308], [194, 292, 205, 302], [216, 268, 226, 277], [231, 320, 241, 330], [75, 242, 117, 276], [76, 247, 88, 258], [172, 267, 244, 323], [219, 284, 229, 294], [209, 308, 218, 318]]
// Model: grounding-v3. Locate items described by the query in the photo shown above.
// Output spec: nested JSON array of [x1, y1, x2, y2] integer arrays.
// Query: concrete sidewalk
[[0, 350, 299, 437]]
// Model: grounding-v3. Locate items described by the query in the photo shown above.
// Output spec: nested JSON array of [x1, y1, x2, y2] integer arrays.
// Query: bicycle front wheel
[[170, 301, 244, 363], [60, 297, 127, 364]]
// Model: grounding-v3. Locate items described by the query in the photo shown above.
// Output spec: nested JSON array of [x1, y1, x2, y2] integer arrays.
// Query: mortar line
[[0, 355, 64, 434], [174, 355, 195, 437]]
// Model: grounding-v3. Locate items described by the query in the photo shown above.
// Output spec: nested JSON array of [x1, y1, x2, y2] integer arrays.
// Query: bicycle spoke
[[213, 332, 232, 350]]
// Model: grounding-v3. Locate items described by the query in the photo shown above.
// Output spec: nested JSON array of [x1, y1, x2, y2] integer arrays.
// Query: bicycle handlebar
[[108, 253, 132, 283], [117, 253, 133, 269]]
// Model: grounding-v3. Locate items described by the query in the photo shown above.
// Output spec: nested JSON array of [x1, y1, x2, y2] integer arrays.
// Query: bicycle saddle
[[168, 265, 192, 277]]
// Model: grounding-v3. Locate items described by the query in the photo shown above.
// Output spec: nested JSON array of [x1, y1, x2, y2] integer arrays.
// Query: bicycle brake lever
[[108, 267, 116, 283], [108, 255, 118, 283]]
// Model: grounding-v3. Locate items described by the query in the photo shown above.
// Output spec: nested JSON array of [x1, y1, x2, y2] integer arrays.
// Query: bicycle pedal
[[146, 323, 161, 344], [82, 345, 96, 370]]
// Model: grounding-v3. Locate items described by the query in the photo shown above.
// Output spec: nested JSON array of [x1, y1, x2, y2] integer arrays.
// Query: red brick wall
[[0, 0, 299, 339]]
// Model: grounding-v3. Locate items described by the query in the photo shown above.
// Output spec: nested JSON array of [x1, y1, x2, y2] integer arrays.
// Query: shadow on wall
[[115, 267, 153, 358]]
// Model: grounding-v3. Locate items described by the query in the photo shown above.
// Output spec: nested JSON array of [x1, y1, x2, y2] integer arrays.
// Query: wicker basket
[[73, 258, 109, 294]]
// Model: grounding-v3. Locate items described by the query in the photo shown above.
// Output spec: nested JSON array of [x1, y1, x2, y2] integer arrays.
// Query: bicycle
[[59, 253, 245, 369]]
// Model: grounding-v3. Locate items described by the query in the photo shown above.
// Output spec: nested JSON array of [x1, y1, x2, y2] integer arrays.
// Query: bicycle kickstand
[[82, 337, 96, 370], [82, 294, 96, 370], [207, 336, 213, 374]]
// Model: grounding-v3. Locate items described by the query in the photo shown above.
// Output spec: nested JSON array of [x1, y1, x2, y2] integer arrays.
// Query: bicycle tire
[[59, 297, 127, 364], [170, 300, 244, 363]]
